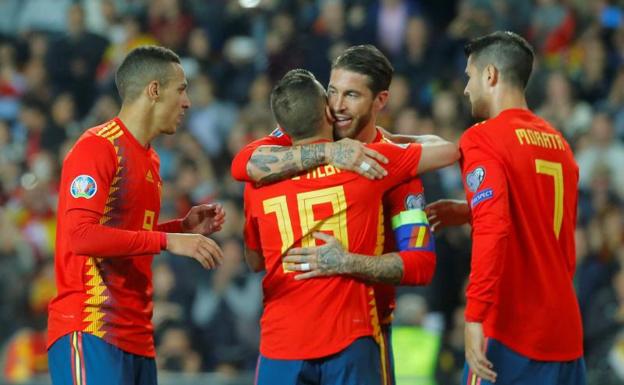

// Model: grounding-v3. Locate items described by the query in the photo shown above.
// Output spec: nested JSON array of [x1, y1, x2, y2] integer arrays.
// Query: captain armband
[[391, 209, 435, 252]]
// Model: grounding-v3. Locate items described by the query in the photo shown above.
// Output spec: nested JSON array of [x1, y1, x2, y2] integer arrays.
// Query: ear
[[485, 64, 498, 87], [374, 90, 389, 111], [147, 80, 160, 100], [324, 104, 334, 123]]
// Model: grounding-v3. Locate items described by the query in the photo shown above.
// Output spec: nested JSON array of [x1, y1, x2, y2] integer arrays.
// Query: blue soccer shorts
[[255, 336, 384, 385], [462, 338, 586, 385], [48, 331, 157, 385]]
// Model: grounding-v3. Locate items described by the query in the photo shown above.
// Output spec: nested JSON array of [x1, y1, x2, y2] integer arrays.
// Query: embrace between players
[[48, 32, 586, 385]]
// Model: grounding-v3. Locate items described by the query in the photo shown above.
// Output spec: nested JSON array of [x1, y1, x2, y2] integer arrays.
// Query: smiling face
[[154, 63, 191, 135], [327, 68, 379, 141]]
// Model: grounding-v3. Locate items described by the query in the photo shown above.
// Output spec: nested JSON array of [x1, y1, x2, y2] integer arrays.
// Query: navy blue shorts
[[48, 332, 157, 385], [255, 336, 383, 385], [461, 338, 586, 385]]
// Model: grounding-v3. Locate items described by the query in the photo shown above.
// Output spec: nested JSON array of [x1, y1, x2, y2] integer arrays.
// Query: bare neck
[[489, 85, 529, 118], [294, 133, 333, 146], [117, 103, 157, 147]]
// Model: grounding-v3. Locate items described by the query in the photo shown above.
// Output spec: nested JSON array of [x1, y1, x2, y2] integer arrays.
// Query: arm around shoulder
[[417, 139, 460, 174]]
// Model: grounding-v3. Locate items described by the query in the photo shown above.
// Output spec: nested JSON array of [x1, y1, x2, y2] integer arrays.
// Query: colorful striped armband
[[391, 209, 435, 252]]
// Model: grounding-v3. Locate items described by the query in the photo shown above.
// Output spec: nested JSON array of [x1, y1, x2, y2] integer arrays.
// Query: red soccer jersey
[[233, 129, 436, 326], [48, 118, 175, 357], [244, 141, 422, 360], [460, 109, 583, 361]]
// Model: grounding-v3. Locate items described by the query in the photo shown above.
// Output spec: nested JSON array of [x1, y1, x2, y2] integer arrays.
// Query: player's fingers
[[294, 270, 322, 280], [202, 239, 224, 264], [470, 352, 496, 383], [312, 232, 334, 243], [363, 147, 389, 164], [288, 261, 315, 271], [287, 247, 314, 256], [282, 255, 313, 264], [366, 160, 387, 179], [193, 248, 211, 269], [197, 246, 218, 269], [352, 162, 375, 179]]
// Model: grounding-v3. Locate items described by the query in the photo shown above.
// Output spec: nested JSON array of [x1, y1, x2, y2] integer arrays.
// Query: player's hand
[[166, 233, 224, 269], [283, 232, 351, 280], [465, 322, 497, 383], [327, 138, 388, 179], [181, 203, 225, 235], [425, 199, 470, 231]]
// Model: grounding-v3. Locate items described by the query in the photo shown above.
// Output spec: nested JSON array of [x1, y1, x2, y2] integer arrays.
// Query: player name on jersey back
[[514, 128, 565, 151], [292, 165, 343, 180]]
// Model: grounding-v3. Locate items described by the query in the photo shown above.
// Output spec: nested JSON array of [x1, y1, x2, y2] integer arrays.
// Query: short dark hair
[[464, 31, 534, 89], [270, 69, 326, 140], [332, 45, 394, 95], [115, 45, 181, 102]]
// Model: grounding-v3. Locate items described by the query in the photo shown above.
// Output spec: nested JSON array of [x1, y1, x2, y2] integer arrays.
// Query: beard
[[333, 109, 373, 140]]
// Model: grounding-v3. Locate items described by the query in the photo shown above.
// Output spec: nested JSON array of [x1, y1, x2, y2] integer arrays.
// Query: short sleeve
[[367, 142, 422, 191], [62, 136, 117, 215]]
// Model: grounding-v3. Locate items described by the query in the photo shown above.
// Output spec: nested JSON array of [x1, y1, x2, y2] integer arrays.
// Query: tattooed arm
[[282, 232, 404, 284], [247, 138, 389, 184]]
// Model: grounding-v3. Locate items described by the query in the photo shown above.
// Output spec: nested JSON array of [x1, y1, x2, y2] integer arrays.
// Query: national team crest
[[270, 127, 284, 137], [466, 167, 485, 192], [70, 175, 97, 199], [405, 193, 425, 210]]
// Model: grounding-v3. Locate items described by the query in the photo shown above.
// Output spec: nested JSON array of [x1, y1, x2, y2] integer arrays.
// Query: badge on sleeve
[[466, 167, 485, 192], [405, 193, 425, 210], [70, 175, 97, 199]]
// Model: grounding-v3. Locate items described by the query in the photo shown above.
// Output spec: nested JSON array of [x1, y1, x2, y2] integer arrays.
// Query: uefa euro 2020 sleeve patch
[[466, 166, 485, 192], [70, 175, 97, 199], [405, 193, 425, 210]]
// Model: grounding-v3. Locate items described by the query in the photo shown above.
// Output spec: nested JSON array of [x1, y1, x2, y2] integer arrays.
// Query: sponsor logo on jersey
[[405, 193, 425, 210], [466, 167, 485, 192], [470, 188, 493, 208], [70, 175, 97, 199]]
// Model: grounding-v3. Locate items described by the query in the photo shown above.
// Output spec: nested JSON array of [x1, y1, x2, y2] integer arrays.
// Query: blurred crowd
[[0, 0, 623, 384]]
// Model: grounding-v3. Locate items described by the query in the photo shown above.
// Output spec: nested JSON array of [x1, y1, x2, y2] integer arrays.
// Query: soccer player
[[232, 45, 458, 383], [47, 46, 226, 385], [245, 68, 431, 385], [427, 32, 585, 384]]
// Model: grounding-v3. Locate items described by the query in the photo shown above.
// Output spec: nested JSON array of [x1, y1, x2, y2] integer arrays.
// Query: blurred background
[[0, 0, 622, 384]]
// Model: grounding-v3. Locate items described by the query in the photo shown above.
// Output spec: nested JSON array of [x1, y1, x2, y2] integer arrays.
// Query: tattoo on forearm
[[270, 147, 290, 152], [301, 143, 326, 170], [249, 147, 304, 182], [330, 142, 355, 168], [353, 254, 404, 284], [250, 154, 279, 173], [259, 162, 299, 184]]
